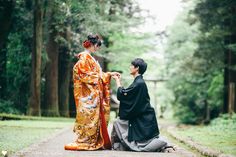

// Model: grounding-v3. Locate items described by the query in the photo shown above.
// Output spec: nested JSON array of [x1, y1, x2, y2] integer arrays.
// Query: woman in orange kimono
[[65, 34, 119, 150]]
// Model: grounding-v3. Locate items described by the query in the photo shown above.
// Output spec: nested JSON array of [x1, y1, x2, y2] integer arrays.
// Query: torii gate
[[144, 78, 168, 113]]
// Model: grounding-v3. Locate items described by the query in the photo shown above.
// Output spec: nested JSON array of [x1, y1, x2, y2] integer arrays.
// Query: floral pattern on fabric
[[70, 51, 111, 150]]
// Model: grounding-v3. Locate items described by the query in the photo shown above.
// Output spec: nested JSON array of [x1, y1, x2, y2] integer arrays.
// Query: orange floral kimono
[[65, 51, 111, 150]]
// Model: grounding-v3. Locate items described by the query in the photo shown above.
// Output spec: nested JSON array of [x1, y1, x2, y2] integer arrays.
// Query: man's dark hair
[[131, 58, 147, 75]]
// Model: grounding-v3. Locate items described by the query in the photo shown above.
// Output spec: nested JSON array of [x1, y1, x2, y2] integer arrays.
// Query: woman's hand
[[112, 74, 120, 80], [111, 73, 122, 88], [110, 72, 121, 77]]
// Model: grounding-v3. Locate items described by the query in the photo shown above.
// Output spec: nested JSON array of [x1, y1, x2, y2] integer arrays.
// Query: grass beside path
[[0, 114, 74, 156], [172, 114, 236, 156]]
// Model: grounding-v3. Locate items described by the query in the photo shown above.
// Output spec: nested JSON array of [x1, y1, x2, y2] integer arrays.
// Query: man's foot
[[161, 146, 177, 153]]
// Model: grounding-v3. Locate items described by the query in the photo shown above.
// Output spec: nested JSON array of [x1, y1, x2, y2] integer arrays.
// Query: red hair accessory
[[83, 40, 91, 48]]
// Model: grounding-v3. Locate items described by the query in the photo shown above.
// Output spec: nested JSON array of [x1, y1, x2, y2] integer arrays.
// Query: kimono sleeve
[[102, 72, 111, 85], [117, 85, 136, 101], [101, 72, 111, 102], [75, 53, 99, 84], [117, 82, 146, 119]]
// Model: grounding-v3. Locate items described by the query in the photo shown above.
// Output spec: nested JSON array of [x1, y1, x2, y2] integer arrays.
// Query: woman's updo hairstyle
[[82, 34, 102, 48]]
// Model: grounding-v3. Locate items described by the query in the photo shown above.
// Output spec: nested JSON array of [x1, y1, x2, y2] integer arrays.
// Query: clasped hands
[[110, 72, 121, 80], [110, 72, 122, 87]]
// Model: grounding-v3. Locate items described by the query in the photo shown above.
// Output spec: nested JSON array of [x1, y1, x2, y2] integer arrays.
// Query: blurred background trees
[[0, 0, 235, 124], [0, 0, 147, 117], [164, 0, 236, 123]]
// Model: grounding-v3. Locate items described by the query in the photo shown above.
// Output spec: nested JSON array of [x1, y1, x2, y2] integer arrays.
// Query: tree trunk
[[228, 83, 235, 116], [0, 43, 7, 99], [0, 0, 15, 99], [223, 6, 236, 113], [229, 37, 236, 113], [224, 39, 230, 113], [27, 0, 43, 116], [204, 100, 210, 124], [43, 1, 59, 116], [69, 69, 76, 117], [58, 26, 71, 117]]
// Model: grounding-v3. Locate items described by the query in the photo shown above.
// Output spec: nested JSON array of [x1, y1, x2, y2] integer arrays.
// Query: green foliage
[[207, 74, 224, 113], [0, 0, 150, 116], [164, 0, 234, 123], [169, 79, 208, 124], [228, 43, 236, 53], [174, 114, 236, 155], [107, 32, 155, 90], [108, 32, 152, 71], [210, 113, 236, 129], [6, 32, 31, 112], [164, 1, 205, 124], [68, 0, 143, 55], [4, 1, 33, 114], [0, 100, 20, 114]]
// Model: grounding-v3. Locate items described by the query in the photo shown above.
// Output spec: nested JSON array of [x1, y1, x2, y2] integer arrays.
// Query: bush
[[169, 73, 224, 124], [0, 99, 21, 114], [210, 113, 236, 129]]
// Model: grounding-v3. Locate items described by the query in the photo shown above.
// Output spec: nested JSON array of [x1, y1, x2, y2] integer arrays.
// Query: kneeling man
[[111, 58, 171, 152]]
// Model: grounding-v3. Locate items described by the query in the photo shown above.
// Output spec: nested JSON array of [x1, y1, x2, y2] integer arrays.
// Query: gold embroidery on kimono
[[66, 51, 111, 150]]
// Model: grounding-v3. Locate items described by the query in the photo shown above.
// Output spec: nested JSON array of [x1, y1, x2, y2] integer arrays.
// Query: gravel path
[[10, 124, 197, 157]]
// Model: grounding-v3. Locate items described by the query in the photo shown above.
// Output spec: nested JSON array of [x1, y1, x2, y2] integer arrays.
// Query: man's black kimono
[[117, 75, 160, 142]]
